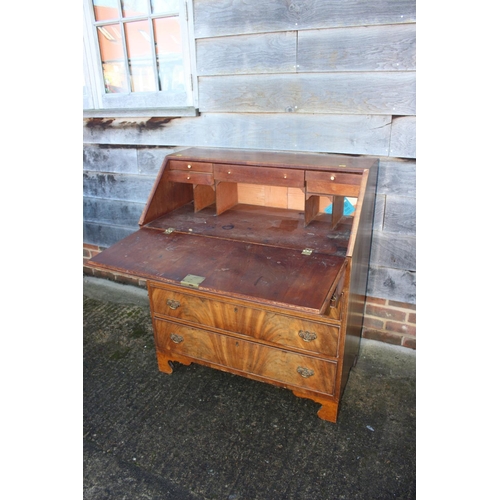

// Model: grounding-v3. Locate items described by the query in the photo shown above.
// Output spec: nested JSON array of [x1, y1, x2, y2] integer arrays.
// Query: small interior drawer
[[306, 171, 362, 197], [166, 170, 214, 185], [214, 164, 304, 187], [169, 160, 213, 172]]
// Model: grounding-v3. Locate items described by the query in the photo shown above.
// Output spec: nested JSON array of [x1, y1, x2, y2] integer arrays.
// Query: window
[[83, 0, 197, 116]]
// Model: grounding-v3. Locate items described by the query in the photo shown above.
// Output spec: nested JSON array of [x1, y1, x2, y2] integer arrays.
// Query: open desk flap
[[88, 228, 344, 315]]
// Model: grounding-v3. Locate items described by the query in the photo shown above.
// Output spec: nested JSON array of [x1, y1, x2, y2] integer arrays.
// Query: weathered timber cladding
[[196, 32, 297, 75], [194, 0, 416, 38], [367, 267, 416, 305], [84, 113, 392, 156], [389, 116, 416, 158], [198, 73, 416, 115], [83, 0, 417, 307], [297, 24, 416, 72]]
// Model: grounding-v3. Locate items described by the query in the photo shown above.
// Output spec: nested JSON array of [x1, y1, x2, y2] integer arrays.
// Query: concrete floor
[[83, 276, 416, 500]]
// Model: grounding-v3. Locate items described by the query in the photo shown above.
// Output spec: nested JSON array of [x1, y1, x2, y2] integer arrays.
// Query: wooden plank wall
[[83, 0, 416, 304]]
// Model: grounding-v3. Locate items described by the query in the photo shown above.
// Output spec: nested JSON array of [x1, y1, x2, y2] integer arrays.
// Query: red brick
[[363, 316, 385, 329], [408, 312, 416, 324], [365, 296, 386, 305], [386, 321, 416, 336], [365, 304, 406, 322], [402, 337, 416, 349], [362, 328, 403, 346], [388, 300, 416, 311]]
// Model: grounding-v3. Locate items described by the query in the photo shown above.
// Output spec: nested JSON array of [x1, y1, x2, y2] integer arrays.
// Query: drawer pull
[[298, 330, 317, 342], [187, 164, 192, 169], [170, 333, 184, 344], [167, 299, 181, 310], [297, 366, 314, 378]]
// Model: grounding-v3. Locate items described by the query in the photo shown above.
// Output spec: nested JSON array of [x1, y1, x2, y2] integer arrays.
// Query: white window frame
[[83, 0, 198, 117]]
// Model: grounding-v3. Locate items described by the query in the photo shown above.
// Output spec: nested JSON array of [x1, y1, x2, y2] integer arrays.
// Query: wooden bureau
[[87, 147, 378, 422]]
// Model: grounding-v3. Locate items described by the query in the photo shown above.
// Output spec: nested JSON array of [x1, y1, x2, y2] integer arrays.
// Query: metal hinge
[[180, 274, 206, 289], [164, 228, 175, 234]]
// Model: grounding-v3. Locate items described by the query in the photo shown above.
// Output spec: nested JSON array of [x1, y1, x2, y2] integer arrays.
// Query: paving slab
[[83, 277, 416, 500]]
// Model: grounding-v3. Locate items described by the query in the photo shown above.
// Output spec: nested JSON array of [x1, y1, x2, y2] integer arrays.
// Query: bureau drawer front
[[168, 160, 213, 172], [166, 170, 214, 185], [214, 164, 304, 187], [150, 286, 339, 356], [155, 319, 337, 395], [306, 171, 362, 197]]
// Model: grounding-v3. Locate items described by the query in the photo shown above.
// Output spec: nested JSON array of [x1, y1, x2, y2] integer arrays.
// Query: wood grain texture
[[84, 113, 392, 156], [83, 197, 144, 227], [154, 318, 337, 395], [198, 73, 416, 115], [383, 195, 416, 235], [370, 231, 416, 272], [389, 116, 416, 158], [194, 0, 416, 38], [83, 172, 155, 203], [367, 266, 416, 305], [196, 31, 297, 75], [297, 24, 416, 72], [88, 228, 345, 313], [149, 284, 340, 356]]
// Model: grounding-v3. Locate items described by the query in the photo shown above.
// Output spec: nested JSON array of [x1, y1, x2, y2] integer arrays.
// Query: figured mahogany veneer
[[88, 147, 378, 423]]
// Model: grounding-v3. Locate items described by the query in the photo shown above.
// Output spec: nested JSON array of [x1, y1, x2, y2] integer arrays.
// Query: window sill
[[83, 107, 199, 119]]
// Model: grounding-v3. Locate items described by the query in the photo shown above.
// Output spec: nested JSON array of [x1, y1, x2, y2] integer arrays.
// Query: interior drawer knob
[[297, 366, 314, 378], [170, 333, 184, 344], [187, 164, 192, 169], [298, 330, 317, 342], [167, 299, 181, 310]]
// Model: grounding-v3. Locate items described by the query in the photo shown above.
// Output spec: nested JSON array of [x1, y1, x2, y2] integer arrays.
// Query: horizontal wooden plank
[[383, 195, 416, 235], [370, 231, 416, 271], [83, 113, 392, 156], [83, 222, 137, 248], [196, 31, 297, 76], [137, 147, 178, 175], [367, 266, 416, 305], [377, 160, 416, 196], [83, 172, 155, 203], [389, 116, 416, 158], [84, 197, 144, 227], [198, 73, 416, 115], [297, 24, 416, 72], [83, 145, 138, 174], [194, 0, 416, 38]]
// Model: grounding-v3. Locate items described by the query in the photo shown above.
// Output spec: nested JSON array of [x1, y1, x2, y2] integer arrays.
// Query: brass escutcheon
[[167, 299, 181, 310], [298, 330, 317, 342], [170, 333, 184, 344], [297, 366, 314, 378]]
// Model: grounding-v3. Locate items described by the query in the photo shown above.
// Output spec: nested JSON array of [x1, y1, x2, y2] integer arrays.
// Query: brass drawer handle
[[170, 333, 184, 344], [297, 366, 314, 378], [167, 299, 181, 310], [298, 330, 317, 342]]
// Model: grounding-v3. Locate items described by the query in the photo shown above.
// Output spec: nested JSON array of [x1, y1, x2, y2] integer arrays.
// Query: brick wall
[[84, 244, 416, 350]]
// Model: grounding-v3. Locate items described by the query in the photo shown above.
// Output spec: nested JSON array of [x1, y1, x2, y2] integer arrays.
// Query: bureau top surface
[[169, 147, 376, 172], [89, 227, 345, 314]]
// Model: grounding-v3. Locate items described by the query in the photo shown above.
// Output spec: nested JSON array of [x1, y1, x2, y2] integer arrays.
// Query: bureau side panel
[[340, 161, 379, 393]]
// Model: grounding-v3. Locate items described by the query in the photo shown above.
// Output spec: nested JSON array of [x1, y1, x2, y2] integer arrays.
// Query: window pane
[[151, 0, 179, 14], [121, 0, 149, 17], [93, 0, 120, 22], [153, 16, 185, 92], [97, 24, 128, 93], [125, 21, 156, 92]]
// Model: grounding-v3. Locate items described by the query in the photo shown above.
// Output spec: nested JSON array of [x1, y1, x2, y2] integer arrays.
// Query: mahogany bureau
[[87, 147, 378, 423]]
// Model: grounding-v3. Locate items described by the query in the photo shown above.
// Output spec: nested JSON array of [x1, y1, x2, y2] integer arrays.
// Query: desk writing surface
[[89, 227, 344, 314]]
